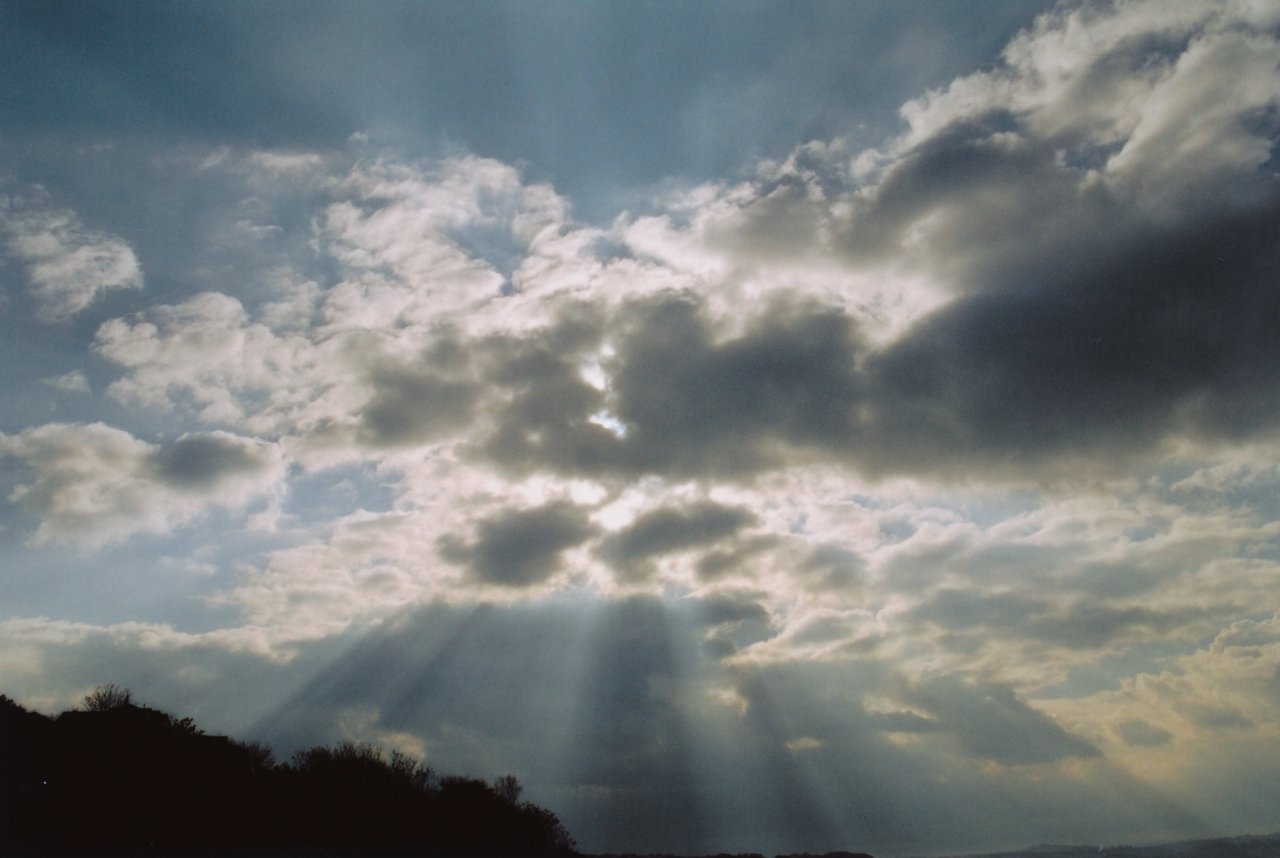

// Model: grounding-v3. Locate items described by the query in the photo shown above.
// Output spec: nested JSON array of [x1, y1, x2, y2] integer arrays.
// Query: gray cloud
[[357, 366, 479, 447], [1115, 718, 1173, 748], [1184, 703, 1252, 731], [695, 535, 780, 583], [687, 590, 776, 659], [478, 295, 867, 479], [799, 543, 866, 592], [910, 587, 1205, 652], [607, 298, 864, 475], [473, 309, 616, 473], [900, 676, 1098, 765], [602, 501, 757, 579], [468, 177, 1279, 485], [864, 709, 940, 734], [147, 433, 276, 490], [858, 197, 1280, 475], [439, 501, 595, 588]]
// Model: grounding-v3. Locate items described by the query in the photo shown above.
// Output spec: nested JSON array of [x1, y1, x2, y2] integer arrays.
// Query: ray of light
[[561, 595, 709, 854]]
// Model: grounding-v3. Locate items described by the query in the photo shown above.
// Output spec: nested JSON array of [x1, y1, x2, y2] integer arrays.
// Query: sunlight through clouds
[[2, 0, 1279, 854]]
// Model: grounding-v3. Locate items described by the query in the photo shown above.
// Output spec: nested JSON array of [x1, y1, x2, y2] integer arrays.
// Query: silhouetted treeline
[[592, 853, 872, 858], [0, 686, 576, 856]]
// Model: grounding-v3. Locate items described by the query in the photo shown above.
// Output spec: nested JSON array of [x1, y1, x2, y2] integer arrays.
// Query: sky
[[2, 0, 1280, 854]]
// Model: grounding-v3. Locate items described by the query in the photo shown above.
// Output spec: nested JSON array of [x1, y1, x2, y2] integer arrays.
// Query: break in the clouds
[[2, 1, 1280, 855]]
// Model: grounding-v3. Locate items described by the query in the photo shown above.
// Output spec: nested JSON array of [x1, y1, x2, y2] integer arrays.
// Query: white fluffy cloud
[[0, 423, 285, 547], [1, 194, 143, 322]]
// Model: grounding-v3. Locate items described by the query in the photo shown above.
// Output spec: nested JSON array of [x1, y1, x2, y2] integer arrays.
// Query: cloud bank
[[2, 1, 1279, 854]]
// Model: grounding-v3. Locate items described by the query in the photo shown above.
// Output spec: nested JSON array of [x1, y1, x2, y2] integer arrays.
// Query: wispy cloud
[[1, 194, 142, 322]]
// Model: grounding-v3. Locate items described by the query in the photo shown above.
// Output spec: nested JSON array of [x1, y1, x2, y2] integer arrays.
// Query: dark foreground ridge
[[920, 834, 1280, 858], [1, 685, 575, 856]]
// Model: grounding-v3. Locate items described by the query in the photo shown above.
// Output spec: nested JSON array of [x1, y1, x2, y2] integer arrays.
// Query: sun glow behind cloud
[[2, 0, 1280, 854]]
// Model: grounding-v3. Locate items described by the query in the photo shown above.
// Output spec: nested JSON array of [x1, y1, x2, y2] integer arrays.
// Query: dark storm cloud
[[147, 433, 272, 489], [438, 501, 594, 588]]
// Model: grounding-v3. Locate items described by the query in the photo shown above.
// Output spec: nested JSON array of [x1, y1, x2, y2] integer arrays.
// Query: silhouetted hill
[[1, 688, 575, 856]]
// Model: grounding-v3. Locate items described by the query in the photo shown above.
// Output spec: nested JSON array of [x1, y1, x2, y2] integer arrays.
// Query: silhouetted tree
[[495, 772, 524, 803], [79, 683, 131, 711]]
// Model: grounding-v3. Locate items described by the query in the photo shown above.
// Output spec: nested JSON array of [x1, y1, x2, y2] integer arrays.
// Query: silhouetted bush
[[0, 688, 576, 856], [79, 683, 132, 712]]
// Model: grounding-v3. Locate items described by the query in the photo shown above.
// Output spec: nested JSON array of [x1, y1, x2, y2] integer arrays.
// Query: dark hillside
[[0, 688, 575, 856]]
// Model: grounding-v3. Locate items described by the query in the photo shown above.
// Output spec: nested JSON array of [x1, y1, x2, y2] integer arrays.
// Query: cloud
[[899, 676, 1098, 765], [40, 370, 90, 394], [146, 433, 280, 490], [215, 509, 455, 643], [503, 0, 1279, 482], [439, 501, 596, 588], [0, 614, 322, 736], [601, 501, 757, 580], [0, 423, 284, 547], [356, 343, 482, 448], [1115, 718, 1173, 747], [1, 194, 143, 322], [94, 291, 315, 429], [478, 295, 867, 479], [909, 587, 1204, 651]]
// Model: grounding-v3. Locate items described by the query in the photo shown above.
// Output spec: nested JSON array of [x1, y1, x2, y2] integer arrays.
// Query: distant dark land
[[922, 834, 1280, 858], [590, 835, 1280, 858], [3, 685, 1278, 858]]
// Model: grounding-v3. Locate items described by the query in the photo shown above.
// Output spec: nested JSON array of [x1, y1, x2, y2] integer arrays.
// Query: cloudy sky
[[3, 1, 1280, 854]]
